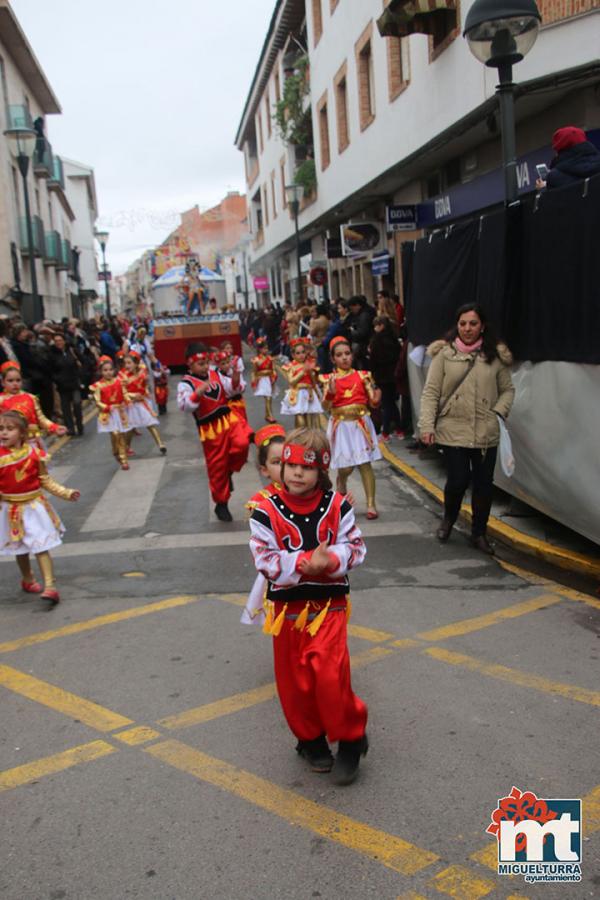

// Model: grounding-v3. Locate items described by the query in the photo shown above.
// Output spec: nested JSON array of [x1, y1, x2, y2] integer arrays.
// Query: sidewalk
[[380, 437, 600, 580]]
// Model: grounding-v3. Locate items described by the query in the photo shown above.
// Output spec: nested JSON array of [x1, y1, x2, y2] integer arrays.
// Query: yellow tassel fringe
[[346, 596, 352, 622], [294, 602, 310, 631], [270, 602, 288, 636], [262, 602, 274, 635], [307, 599, 331, 636]]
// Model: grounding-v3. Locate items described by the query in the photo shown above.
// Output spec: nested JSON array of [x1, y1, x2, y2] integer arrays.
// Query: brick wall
[[539, 0, 598, 25]]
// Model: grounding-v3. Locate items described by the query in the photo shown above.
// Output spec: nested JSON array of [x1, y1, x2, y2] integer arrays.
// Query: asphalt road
[[0, 381, 598, 900]]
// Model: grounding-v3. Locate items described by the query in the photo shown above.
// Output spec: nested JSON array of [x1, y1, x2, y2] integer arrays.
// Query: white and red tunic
[[251, 353, 277, 398], [120, 369, 159, 428], [91, 378, 131, 434], [322, 369, 382, 469], [0, 391, 61, 449], [280, 361, 323, 416]]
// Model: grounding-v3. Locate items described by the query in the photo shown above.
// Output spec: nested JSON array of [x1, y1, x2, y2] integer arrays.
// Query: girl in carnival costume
[[121, 351, 167, 455], [0, 361, 66, 449], [0, 410, 79, 605], [249, 426, 368, 785], [321, 336, 382, 520], [280, 337, 324, 428], [91, 356, 132, 471], [251, 337, 278, 423]]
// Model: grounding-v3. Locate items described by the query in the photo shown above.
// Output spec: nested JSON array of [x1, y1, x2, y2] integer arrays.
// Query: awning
[[376, 0, 457, 39]]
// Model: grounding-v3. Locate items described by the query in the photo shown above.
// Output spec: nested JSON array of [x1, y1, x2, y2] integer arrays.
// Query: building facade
[[62, 157, 99, 320], [235, 0, 600, 305]]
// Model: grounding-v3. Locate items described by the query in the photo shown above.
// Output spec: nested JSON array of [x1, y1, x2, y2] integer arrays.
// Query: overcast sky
[[11, 0, 275, 274]]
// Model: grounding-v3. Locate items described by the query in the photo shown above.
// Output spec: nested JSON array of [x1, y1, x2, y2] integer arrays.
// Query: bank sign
[[386, 204, 418, 232]]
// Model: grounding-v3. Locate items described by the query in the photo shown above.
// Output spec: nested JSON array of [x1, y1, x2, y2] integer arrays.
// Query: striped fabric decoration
[[377, 0, 457, 38]]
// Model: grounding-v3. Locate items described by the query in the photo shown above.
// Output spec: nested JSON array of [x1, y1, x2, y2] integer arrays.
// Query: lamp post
[[4, 125, 41, 319], [95, 230, 111, 317], [285, 183, 305, 302], [464, 0, 541, 205]]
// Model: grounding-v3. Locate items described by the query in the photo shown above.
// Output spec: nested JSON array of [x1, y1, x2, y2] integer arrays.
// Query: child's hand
[[193, 383, 208, 399], [344, 490, 356, 506], [327, 376, 336, 395], [70, 491, 81, 502], [57, 426, 68, 436], [299, 541, 331, 576]]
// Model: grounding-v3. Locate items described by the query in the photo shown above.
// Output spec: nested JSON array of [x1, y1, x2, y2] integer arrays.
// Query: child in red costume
[[251, 337, 278, 423], [280, 337, 323, 428], [91, 356, 132, 470], [177, 344, 250, 522], [249, 426, 368, 785], [0, 361, 66, 449], [0, 410, 79, 605], [121, 351, 167, 455], [321, 336, 382, 520]]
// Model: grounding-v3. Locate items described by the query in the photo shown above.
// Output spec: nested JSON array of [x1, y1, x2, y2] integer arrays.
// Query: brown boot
[[436, 519, 453, 542], [471, 534, 495, 555]]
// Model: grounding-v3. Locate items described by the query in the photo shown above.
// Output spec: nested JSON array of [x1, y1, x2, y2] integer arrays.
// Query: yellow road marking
[[0, 740, 116, 791], [425, 647, 600, 707], [160, 646, 393, 732], [0, 594, 199, 654], [583, 784, 600, 833], [158, 682, 278, 731], [497, 559, 600, 611], [210, 592, 245, 607], [0, 664, 133, 731], [390, 638, 423, 650], [470, 842, 498, 871], [113, 725, 162, 746], [145, 739, 438, 875], [122, 571, 146, 578], [417, 594, 561, 642], [397, 893, 428, 899], [348, 624, 395, 643], [429, 864, 495, 898]]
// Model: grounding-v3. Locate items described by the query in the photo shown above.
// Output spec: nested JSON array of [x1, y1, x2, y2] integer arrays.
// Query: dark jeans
[[379, 383, 402, 434], [441, 445, 498, 537], [59, 388, 82, 434], [33, 381, 55, 420]]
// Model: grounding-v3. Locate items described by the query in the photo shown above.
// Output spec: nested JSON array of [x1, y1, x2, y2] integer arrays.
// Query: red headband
[[282, 443, 330, 470], [330, 336, 350, 353], [256, 337, 267, 347], [187, 352, 208, 364], [290, 337, 310, 348], [98, 355, 113, 365], [0, 361, 20, 374], [214, 351, 229, 363], [255, 423, 285, 447], [128, 350, 141, 361]]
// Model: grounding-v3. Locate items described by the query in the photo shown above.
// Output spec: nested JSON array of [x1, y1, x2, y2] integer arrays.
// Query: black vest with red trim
[[252, 489, 351, 603], [181, 372, 230, 426]]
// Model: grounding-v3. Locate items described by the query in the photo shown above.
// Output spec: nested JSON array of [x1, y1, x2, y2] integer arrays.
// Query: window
[[312, 0, 323, 46], [257, 112, 264, 154], [271, 170, 277, 218], [317, 92, 330, 171], [355, 22, 375, 132], [280, 157, 287, 211], [263, 184, 269, 226], [429, 1, 460, 61], [334, 61, 349, 153], [274, 67, 281, 104], [265, 91, 271, 138], [0, 56, 8, 124], [386, 35, 409, 101]]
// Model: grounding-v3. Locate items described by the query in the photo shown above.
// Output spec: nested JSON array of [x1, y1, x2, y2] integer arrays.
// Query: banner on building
[[253, 275, 269, 291], [386, 204, 418, 232]]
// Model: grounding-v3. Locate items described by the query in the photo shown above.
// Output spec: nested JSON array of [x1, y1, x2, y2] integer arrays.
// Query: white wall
[[63, 158, 98, 295]]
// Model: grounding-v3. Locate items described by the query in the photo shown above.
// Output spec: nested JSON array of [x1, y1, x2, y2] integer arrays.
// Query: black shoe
[[76, 426, 84, 436], [436, 519, 453, 542], [331, 734, 369, 786], [214, 502, 233, 522], [296, 735, 334, 773], [159, 446, 167, 455], [471, 534, 495, 555], [67, 430, 76, 437]]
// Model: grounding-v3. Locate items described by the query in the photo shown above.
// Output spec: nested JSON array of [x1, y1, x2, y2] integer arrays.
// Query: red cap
[[127, 350, 142, 361], [254, 423, 285, 447], [0, 360, 20, 374], [552, 126, 586, 153], [98, 355, 113, 365], [329, 335, 351, 354]]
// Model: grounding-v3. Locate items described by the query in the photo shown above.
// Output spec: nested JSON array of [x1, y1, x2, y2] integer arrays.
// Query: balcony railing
[[19, 215, 45, 257], [7, 104, 33, 130], [56, 237, 72, 272], [44, 230, 61, 266], [48, 156, 65, 191], [34, 137, 54, 178]]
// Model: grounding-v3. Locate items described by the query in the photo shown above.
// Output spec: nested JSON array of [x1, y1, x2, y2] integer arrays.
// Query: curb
[[380, 443, 600, 581]]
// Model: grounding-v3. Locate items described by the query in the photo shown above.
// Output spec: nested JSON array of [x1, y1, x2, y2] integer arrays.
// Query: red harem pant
[[272, 602, 368, 743], [200, 413, 250, 503]]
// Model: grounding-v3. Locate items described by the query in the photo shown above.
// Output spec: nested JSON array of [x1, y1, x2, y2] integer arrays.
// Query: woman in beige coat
[[418, 304, 514, 554]]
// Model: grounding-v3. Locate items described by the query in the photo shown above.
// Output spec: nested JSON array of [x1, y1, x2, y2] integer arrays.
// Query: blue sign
[[418, 129, 600, 228], [371, 253, 391, 275], [387, 204, 418, 231]]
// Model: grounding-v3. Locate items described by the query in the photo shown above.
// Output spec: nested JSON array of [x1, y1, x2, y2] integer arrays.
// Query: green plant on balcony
[[274, 56, 311, 146], [294, 158, 317, 197]]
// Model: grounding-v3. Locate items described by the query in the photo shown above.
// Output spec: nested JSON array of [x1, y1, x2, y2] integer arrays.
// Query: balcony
[[56, 237, 72, 273], [19, 215, 45, 257], [48, 156, 65, 191], [252, 227, 264, 251], [44, 230, 61, 266], [6, 104, 33, 130], [34, 137, 54, 178]]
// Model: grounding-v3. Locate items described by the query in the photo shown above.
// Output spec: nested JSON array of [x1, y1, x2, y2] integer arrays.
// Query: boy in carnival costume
[[249, 426, 369, 785], [177, 343, 250, 522]]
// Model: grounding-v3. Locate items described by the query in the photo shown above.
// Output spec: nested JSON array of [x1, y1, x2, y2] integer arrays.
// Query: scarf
[[455, 336, 483, 355]]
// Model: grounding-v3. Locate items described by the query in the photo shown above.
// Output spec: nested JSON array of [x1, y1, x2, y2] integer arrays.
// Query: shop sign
[[253, 275, 269, 291], [386, 205, 418, 232], [340, 222, 384, 258]]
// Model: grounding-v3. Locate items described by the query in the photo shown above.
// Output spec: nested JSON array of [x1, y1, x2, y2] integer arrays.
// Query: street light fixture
[[4, 125, 42, 320], [285, 183, 305, 303], [95, 229, 111, 317], [464, 0, 541, 204]]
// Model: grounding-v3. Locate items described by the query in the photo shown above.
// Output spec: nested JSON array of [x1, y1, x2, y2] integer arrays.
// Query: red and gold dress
[[251, 353, 277, 398], [249, 485, 368, 743], [280, 361, 323, 416], [120, 370, 159, 428], [0, 444, 75, 554], [321, 369, 382, 469], [0, 391, 61, 449], [91, 377, 131, 433]]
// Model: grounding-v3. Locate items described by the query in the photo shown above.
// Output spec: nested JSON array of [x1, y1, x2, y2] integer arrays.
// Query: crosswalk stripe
[[81, 458, 166, 532], [0, 740, 117, 791]]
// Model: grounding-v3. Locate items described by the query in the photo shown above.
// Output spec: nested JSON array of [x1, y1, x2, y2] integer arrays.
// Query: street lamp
[[95, 229, 111, 316], [285, 183, 305, 303], [464, 0, 541, 204], [4, 125, 42, 319]]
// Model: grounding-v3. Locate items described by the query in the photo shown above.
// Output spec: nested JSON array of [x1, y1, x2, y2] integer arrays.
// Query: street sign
[[98, 271, 112, 281], [371, 253, 391, 276], [386, 205, 418, 232], [310, 266, 328, 286]]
